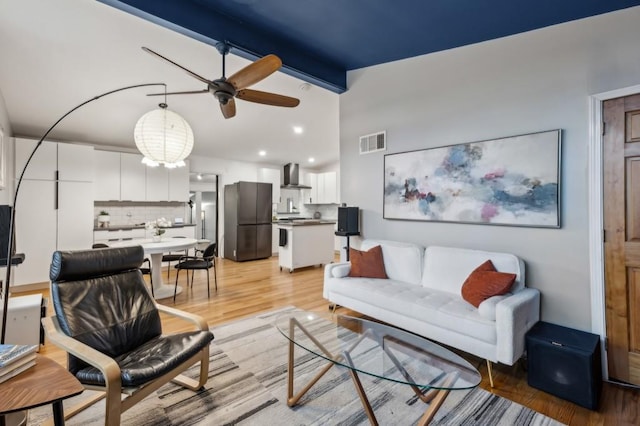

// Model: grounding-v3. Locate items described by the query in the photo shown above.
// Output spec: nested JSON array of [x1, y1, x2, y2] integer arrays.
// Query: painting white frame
[[383, 130, 562, 228]]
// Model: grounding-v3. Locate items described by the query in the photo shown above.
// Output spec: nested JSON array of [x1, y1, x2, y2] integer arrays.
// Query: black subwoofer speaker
[[526, 321, 601, 410], [337, 207, 359, 234]]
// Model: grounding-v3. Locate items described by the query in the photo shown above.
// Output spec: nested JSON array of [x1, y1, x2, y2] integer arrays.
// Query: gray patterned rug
[[29, 307, 564, 425]]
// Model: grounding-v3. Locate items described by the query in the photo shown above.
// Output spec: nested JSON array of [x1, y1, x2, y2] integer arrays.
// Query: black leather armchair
[[42, 246, 214, 426]]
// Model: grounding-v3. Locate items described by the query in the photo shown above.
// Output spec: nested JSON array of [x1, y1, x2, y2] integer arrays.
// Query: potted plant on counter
[[97, 210, 110, 228]]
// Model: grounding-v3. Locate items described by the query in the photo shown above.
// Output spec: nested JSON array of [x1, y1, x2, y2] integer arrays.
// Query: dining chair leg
[[167, 260, 171, 281], [213, 259, 218, 291], [206, 269, 210, 298], [174, 269, 180, 302]]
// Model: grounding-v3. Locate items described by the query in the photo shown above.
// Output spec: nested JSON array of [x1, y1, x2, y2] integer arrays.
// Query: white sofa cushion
[[325, 277, 497, 344], [360, 239, 424, 285], [421, 246, 524, 294]]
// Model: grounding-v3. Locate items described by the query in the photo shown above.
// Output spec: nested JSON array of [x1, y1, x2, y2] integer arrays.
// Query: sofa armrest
[[495, 288, 540, 365], [324, 262, 350, 281], [323, 262, 350, 300]]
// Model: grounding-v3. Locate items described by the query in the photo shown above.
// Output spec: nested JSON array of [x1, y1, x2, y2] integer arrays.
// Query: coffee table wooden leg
[[347, 368, 378, 425], [417, 387, 451, 426], [287, 318, 341, 407]]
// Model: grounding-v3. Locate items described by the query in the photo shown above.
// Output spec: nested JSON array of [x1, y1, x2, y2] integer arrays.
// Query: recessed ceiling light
[[293, 126, 304, 135], [308, 157, 315, 163], [258, 150, 266, 156], [197, 173, 203, 180]]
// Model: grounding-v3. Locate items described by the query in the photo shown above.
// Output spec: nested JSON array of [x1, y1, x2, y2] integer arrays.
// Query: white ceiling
[[0, 0, 340, 168]]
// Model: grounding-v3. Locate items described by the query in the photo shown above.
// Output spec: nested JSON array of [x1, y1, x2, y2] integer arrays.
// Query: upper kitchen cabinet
[[94, 150, 121, 200], [145, 165, 169, 202], [120, 153, 146, 201], [94, 152, 188, 202], [258, 167, 281, 203], [303, 171, 338, 204], [168, 162, 189, 202], [15, 138, 93, 182]]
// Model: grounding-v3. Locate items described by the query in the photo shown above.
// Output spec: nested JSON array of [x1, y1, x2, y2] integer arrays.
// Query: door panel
[[604, 94, 640, 384]]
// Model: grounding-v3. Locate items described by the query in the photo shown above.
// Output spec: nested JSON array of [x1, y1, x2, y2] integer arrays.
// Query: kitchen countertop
[[276, 220, 336, 227], [94, 224, 196, 231]]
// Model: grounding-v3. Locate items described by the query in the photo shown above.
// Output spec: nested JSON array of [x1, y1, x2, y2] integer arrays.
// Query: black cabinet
[[526, 321, 602, 410]]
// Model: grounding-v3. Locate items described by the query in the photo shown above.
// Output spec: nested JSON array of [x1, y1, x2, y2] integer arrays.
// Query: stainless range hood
[[280, 163, 311, 189]]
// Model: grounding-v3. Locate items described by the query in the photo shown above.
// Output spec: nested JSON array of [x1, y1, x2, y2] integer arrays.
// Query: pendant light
[[134, 102, 194, 168]]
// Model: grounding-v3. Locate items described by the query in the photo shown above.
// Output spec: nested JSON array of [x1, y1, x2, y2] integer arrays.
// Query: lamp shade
[[134, 104, 194, 168]]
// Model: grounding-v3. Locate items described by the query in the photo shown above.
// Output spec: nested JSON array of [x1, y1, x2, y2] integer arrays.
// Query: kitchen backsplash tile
[[94, 204, 189, 227]]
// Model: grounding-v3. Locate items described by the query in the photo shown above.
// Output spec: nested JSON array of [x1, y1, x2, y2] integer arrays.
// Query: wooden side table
[[0, 355, 83, 426]]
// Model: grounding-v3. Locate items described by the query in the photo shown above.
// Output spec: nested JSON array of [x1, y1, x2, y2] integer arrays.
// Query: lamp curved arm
[[1, 83, 166, 344]]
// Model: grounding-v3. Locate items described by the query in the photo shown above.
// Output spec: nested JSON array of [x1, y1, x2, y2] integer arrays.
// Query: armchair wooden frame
[[41, 303, 211, 426]]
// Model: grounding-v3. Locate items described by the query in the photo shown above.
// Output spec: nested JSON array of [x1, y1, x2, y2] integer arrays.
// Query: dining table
[[110, 237, 198, 299]]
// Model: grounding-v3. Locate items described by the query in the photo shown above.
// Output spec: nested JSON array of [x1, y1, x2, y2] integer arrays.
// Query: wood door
[[603, 93, 640, 384]]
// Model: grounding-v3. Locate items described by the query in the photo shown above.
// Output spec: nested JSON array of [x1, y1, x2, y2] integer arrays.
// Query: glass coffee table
[[275, 310, 481, 425]]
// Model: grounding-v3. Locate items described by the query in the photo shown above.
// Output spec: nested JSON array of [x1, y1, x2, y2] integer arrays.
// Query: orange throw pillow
[[348, 245, 388, 279], [461, 260, 516, 308]]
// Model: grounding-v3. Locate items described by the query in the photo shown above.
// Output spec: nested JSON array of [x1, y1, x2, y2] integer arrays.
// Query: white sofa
[[323, 239, 540, 381]]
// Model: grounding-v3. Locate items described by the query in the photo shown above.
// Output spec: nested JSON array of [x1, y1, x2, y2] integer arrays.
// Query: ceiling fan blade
[[236, 89, 300, 107], [220, 98, 236, 119], [227, 54, 282, 90], [142, 47, 211, 86], [147, 89, 209, 96]]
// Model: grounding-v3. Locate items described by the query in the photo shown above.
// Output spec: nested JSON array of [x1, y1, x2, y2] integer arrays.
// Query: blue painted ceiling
[[100, 0, 640, 93]]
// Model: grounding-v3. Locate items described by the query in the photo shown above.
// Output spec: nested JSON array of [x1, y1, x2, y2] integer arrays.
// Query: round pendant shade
[[134, 105, 193, 168]]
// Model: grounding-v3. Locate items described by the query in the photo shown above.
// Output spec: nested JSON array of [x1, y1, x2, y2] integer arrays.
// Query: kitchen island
[[277, 220, 336, 273]]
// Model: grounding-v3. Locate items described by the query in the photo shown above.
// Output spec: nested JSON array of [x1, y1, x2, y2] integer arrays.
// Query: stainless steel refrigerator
[[224, 181, 272, 261]]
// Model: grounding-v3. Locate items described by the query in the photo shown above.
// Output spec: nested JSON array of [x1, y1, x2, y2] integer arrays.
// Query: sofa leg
[[330, 303, 337, 316], [486, 360, 494, 388]]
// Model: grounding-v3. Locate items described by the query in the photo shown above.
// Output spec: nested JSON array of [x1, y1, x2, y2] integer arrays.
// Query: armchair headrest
[[50, 246, 144, 282]]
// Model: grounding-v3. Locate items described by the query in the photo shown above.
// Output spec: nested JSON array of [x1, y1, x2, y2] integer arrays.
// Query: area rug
[[28, 307, 564, 425]]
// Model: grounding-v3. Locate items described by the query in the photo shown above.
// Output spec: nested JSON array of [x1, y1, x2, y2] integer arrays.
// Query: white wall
[[340, 7, 640, 331], [0, 89, 13, 205]]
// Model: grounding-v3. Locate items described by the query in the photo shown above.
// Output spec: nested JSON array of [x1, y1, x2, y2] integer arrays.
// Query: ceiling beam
[[98, 0, 347, 93]]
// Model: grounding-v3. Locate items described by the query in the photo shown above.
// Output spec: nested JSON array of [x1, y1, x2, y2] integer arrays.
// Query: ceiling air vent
[[359, 131, 386, 154]]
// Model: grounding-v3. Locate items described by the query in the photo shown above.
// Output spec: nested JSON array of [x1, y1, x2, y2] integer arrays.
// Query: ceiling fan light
[[134, 105, 194, 168]]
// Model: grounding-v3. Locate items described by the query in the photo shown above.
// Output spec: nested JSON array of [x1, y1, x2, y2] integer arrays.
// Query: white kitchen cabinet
[[14, 180, 57, 286], [168, 162, 189, 202], [272, 225, 279, 255], [58, 181, 94, 250], [15, 138, 57, 180], [277, 223, 335, 272], [120, 153, 146, 201], [258, 167, 281, 204], [303, 171, 338, 204], [146, 166, 169, 201], [13, 139, 94, 286], [94, 150, 121, 201], [156, 226, 196, 239]]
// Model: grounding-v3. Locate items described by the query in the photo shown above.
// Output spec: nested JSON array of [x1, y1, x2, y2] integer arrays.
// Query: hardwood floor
[[20, 255, 639, 425]]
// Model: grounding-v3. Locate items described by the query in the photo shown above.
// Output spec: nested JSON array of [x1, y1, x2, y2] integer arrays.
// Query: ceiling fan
[[142, 43, 300, 119]]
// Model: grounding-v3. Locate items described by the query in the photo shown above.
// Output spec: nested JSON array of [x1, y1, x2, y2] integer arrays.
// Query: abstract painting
[[383, 130, 561, 228]]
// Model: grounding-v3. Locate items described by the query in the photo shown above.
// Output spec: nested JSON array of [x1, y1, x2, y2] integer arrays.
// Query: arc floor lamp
[[0, 82, 195, 344]]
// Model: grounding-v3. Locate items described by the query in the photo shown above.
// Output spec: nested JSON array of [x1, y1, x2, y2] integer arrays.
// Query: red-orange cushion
[[461, 260, 516, 308], [348, 245, 388, 279]]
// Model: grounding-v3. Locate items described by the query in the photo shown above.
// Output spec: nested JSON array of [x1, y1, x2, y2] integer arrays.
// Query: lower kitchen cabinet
[[277, 223, 335, 272]]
